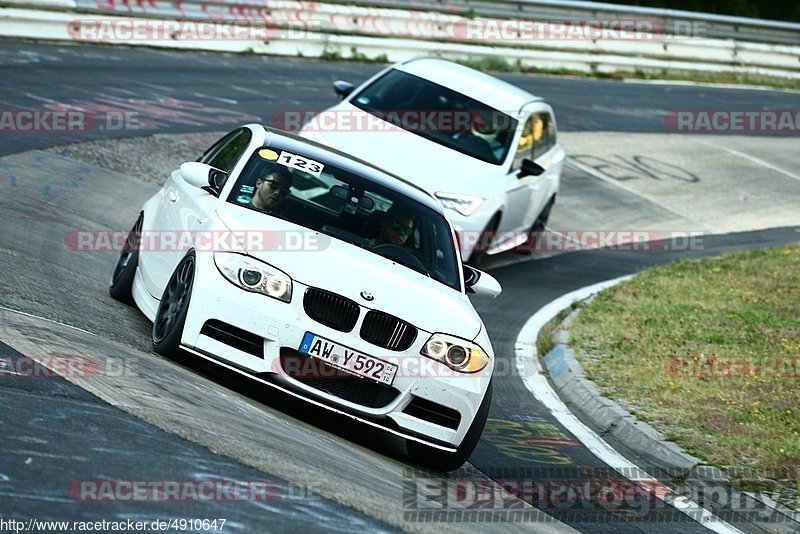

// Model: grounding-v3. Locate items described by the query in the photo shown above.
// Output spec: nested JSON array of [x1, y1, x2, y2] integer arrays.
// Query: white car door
[[529, 104, 564, 222], [140, 128, 252, 298], [502, 104, 561, 238], [500, 111, 543, 236]]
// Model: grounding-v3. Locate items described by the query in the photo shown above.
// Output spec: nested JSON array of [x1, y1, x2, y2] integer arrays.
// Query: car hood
[[215, 203, 482, 340], [301, 102, 505, 199]]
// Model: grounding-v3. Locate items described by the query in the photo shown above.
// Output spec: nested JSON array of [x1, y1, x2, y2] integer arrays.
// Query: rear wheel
[[152, 253, 195, 356], [406, 381, 493, 471], [109, 213, 143, 305]]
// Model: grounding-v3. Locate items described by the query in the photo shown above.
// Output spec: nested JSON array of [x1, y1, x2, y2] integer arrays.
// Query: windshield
[[350, 69, 517, 165], [226, 144, 462, 290]]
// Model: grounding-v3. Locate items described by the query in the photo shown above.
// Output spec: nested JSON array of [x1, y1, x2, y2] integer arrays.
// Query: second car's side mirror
[[464, 265, 502, 298], [518, 158, 545, 178], [333, 80, 355, 100]]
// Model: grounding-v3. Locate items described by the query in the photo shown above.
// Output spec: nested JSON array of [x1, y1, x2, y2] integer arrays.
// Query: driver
[[467, 110, 507, 160], [250, 167, 292, 211], [374, 205, 415, 246]]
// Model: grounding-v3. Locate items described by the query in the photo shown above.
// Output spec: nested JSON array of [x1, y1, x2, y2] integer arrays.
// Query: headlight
[[214, 252, 292, 302], [421, 333, 490, 373], [435, 192, 484, 217]]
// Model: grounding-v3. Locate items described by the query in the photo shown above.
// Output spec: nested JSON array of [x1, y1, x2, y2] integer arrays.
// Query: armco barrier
[[263, 0, 800, 46], [1, 0, 799, 80]]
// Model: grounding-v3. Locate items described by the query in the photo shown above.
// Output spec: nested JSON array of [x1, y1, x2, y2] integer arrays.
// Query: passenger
[[374, 205, 415, 246]]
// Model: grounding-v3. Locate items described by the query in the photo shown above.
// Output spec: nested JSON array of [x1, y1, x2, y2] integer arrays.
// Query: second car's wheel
[[466, 215, 500, 269], [406, 381, 493, 472], [152, 252, 195, 356], [109, 213, 143, 305], [516, 195, 555, 256]]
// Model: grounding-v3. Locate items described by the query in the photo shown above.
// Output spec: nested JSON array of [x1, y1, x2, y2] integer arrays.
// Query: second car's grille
[[360, 310, 417, 351], [303, 288, 360, 332]]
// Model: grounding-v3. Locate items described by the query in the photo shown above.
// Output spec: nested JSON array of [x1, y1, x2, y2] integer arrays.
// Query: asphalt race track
[[1, 41, 799, 533]]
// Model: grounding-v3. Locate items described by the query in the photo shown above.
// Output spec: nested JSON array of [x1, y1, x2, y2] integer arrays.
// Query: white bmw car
[[300, 57, 565, 266], [110, 124, 501, 470]]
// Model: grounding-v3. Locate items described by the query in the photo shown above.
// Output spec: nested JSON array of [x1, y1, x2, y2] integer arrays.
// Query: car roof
[[261, 127, 444, 214], [396, 57, 540, 113]]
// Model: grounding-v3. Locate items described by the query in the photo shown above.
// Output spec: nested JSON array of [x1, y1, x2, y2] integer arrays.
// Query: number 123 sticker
[[278, 151, 324, 177]]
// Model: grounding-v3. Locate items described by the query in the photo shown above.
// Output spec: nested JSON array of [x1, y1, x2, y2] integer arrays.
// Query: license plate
[[298, 332, 397, 385]]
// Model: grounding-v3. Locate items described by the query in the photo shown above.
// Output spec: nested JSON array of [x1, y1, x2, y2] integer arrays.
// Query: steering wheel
[[370, 244, 427, 273]]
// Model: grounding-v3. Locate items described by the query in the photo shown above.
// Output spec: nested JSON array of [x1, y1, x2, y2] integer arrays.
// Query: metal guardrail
[[314, 0, 800, 45], [12, 0, 800, 45], [1, 0, 799, 79]]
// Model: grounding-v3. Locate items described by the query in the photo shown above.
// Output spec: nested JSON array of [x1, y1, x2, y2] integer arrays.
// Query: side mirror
[[518, 158, 545, 178], [333, 80, 355, 100], [463, 265, 502, 298], [209, 169, 227, 191], [180, 162, 227, 193]]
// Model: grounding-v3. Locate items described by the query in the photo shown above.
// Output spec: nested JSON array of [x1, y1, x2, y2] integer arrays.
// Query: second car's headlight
[[421, 333, 490, 373], [435, 192, 484, 217], [214, 252, 292, 303]]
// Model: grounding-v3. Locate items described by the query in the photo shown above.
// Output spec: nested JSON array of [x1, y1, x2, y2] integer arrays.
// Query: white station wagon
[[109, 125, 501, 470], [301, 57, 565, 266]]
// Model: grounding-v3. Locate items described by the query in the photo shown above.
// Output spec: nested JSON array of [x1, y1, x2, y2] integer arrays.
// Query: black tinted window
[[351, 70, 517, 165], [207, 129, 252, 173], [226, 144, 461, 290]]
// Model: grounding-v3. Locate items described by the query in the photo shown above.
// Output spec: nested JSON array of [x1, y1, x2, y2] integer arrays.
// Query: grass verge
[[455, 56, 800, 91], [569, 245, 800, 509]]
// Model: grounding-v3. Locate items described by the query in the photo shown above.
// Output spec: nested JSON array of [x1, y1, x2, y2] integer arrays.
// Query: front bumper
[[180, 252, 492, 448]]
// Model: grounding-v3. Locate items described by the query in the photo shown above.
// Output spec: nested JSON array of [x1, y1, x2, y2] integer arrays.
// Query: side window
[[206, 129, 252, 174], [198, 131, 237, 164], [532, 113, 555, 159], [510, 116, 534, 172]]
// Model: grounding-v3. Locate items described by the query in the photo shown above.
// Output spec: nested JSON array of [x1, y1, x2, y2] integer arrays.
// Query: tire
[[515, 195, 555, 256], [406, 381, 493, 471], [466, 216, 500, 269], [109, 213, 143, 305], [152, 252, 195, 356]]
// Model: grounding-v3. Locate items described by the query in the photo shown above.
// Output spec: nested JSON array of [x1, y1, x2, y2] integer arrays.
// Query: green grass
[[453, 56, 800, 91], [311, 46, 800, 90], [319, 45, 388, 64], [569, 245, 800, 508]]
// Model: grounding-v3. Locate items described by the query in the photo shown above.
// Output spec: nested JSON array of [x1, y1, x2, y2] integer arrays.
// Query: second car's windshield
[[226, 143, 461, 290], [350, 69, 517, 165]]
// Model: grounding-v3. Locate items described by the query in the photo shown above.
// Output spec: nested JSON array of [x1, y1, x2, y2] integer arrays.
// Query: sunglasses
[[390, 221, 414, 237], [263, 179, 290, 195]]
